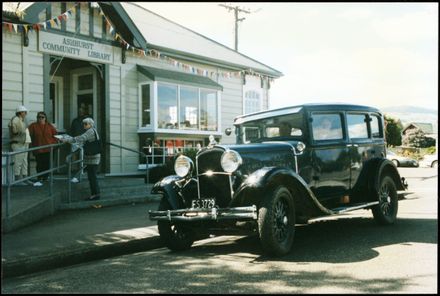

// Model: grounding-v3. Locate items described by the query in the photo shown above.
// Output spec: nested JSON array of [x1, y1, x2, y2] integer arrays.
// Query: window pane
[[347, 114, 368, 139], [180, 86, 198, 129], [371, 115, 381, 138], [158, 84, 178, 129], [244, 90, 261, 114], [141, 84, 150, 127], [312, 113, 343, 140], [200, 90, 218, 131], [78, 74, 93, 90]]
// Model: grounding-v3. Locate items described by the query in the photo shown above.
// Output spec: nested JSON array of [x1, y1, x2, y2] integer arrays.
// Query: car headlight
[[221, 150, 242, 173], [174, 155, 194, 178]]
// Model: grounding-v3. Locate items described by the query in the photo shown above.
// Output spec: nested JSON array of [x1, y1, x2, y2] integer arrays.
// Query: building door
[[71, 68, 97, 123], [49, 76, 64, 131]]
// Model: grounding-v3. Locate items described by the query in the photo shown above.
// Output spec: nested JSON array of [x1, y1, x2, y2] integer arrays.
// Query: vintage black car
[[149, 103, 408, 256]]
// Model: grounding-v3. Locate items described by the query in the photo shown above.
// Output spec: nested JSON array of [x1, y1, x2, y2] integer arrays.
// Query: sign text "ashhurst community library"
[[38, 31, 114, 64]]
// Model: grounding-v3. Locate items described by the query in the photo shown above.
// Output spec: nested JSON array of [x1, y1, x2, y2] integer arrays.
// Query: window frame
[[346, 112, 370, 141], [138, 80, 221, 135], [310, 112, 346, 144]]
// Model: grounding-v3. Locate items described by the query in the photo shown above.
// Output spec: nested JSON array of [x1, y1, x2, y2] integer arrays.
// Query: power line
[[219, 4, 251, 51]]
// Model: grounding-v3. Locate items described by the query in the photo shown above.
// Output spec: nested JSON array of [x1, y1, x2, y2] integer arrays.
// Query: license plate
[[191, 198, 216, 209]]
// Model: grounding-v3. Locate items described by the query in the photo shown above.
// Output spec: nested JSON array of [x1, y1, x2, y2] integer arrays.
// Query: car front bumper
[[149, 205, 258, 222]]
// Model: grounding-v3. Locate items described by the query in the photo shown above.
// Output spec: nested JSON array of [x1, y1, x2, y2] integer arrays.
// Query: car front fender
[[151, 175, 185, 210], [232, 167, 333, 219]]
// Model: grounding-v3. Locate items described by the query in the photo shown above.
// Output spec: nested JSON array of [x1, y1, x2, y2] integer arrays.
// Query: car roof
[[234, 103, 382, 125]]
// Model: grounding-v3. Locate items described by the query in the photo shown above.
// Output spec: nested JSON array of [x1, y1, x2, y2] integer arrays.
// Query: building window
[[244, 90, 261, 114], [157, 84, 178, 129], [200, 89, 218, 131], [180, 86, 198, 129], [154, 82, 218, 132], [141, 84, 151, 127]]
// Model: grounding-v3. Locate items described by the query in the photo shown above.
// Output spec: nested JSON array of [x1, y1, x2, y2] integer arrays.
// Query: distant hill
[[381, 105, 438, 115], [381, 105, 438, 132]]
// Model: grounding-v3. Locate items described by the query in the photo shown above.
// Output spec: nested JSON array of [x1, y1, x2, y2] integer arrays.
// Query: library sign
[[39, 31, 114, 64]]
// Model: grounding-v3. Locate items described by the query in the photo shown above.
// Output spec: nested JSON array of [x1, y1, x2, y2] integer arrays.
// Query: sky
[[140, 2, 438, 111]]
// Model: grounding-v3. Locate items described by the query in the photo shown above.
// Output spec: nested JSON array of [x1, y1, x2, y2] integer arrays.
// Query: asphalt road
[[2, 167, 437, 293]]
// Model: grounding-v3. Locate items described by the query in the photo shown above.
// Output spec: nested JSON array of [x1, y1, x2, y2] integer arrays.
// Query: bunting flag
[[2, 2, 274, 82], [2, 2, 79, 35]]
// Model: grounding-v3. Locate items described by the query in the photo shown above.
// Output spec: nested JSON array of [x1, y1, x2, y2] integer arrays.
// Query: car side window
[[370, 115, 382, 138], [347, 113, 369, 139], [311, 113, 343, 141]]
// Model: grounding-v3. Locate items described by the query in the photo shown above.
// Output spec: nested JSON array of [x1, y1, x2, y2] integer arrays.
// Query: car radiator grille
[[196, 148, 232, 208]]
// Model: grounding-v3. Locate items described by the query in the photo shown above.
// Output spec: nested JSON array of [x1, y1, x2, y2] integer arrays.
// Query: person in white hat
[[8, 105, 33, 185]]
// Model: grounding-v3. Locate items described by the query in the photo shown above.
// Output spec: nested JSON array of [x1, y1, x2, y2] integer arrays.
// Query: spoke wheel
[[258, 186, 295, 256], [372, 175, 398, 225]]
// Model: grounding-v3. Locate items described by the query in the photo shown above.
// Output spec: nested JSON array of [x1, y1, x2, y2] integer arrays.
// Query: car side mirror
[[225, 128, 232, 136]]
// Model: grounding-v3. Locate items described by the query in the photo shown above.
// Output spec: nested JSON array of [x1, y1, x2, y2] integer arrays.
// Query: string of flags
[[2, 2, 274, 83]]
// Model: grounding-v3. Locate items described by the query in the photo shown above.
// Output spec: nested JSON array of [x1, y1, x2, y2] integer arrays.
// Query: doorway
[[71, 67, 98, 122], [49, 76, 64, 130]]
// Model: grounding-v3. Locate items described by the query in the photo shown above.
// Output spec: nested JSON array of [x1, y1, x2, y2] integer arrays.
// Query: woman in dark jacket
[[61, 117, 101, 200]]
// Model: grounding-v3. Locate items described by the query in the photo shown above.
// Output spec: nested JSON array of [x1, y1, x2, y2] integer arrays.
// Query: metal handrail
[[106, 142, 150, 184], [2, 142, 71, 219]]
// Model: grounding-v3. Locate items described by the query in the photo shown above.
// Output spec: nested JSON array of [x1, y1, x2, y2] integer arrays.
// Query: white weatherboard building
[[2, 2, 282, 175]]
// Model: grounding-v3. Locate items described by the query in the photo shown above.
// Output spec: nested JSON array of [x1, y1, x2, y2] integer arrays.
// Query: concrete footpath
[[1, 200, 164, 278]]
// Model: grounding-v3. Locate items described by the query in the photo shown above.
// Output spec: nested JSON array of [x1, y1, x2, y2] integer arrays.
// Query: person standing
[[68, 106, 92, 182], [8, 105, 33, 185], [60, 117, 101, 200], [69, 105, 91, 137], [28, 111, 58, 186]]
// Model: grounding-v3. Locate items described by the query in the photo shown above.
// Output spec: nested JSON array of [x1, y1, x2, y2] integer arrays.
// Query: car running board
[[331, 201, 379, 214]]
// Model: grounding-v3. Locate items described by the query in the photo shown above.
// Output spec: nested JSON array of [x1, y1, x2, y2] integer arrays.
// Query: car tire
[[431, 161, 438, 169], [157, 197, 195, 251], [392, 159, 399, 167], [372, 175, 398, 225], [258, 186, 295, 256]]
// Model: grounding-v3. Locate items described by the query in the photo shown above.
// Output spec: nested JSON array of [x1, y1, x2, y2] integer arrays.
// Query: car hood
[[217, 141, 300, 175]]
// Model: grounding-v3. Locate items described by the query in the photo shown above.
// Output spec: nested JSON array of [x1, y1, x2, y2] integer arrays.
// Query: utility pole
[[219, 4, 251, 51]]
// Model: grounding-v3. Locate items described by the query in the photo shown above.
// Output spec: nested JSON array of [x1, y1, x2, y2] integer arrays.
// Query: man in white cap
[[8, 105, 33, 185]]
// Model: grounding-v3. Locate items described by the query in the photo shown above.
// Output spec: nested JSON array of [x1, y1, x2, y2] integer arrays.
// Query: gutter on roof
[[148, 44, 283, 78]]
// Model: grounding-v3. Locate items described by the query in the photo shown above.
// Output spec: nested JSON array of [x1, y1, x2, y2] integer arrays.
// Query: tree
[[384, 115, 403, 147], [402, 128, 436, 148]]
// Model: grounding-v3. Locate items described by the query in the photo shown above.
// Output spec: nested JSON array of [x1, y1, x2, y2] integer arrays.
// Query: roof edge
[[124, 2, 283, 78]]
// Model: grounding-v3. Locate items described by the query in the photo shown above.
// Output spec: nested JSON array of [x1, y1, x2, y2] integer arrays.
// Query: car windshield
[[236, 113, 304, 144]]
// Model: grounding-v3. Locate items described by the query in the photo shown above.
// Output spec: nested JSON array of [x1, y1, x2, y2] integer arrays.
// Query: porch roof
[[137, 65, 223, 91]]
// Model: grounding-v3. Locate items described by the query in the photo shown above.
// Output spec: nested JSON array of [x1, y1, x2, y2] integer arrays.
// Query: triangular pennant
[[12, 24, 17, 33], [50, 19, 56, 27]]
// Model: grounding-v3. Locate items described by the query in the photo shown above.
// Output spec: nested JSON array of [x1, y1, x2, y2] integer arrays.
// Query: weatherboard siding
[[2, 32, 23, 141], [218, 75, 243, 144]]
